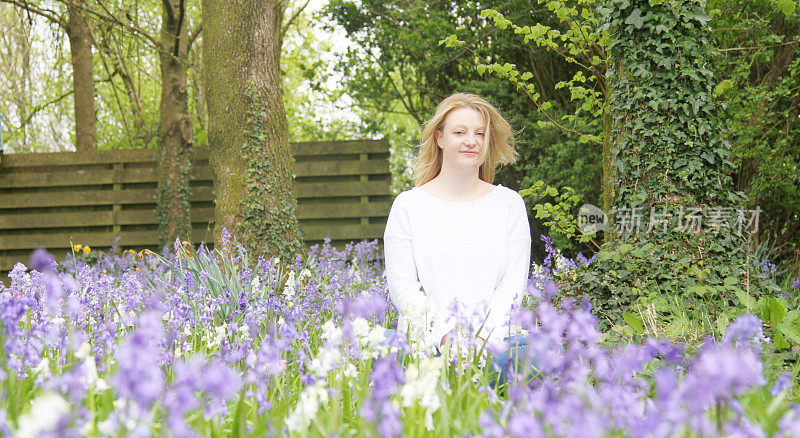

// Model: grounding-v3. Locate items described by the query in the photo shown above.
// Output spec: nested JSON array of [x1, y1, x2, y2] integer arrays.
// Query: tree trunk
[[203, 0, 304, 261], [578, 0, 768, 326], [156, 0, 193, 247], [190, 44, 206, 131], [66, 4, 96, 152]]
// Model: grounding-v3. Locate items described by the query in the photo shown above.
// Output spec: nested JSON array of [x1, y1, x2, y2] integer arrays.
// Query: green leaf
[[778, 320, 800, 344], [777, 0, 797, 16], [769, 297, 787, 325], [714, 79, 734, 97], [733, 288, 755, 309], [598, 251, 615, 261], [623, 312, 645, 334], [438, 34, 465, 47], [624, 8, 647, 29], [716, 313, 730, 335], [618, 243, 633, 254], [687, 284, 709, 296], [723, 277, 738, 288], [774, 331, 789, 350]]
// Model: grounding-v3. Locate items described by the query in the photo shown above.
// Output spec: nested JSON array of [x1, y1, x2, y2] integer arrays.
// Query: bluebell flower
[[771, 372, 793, 396], [722, 314, 768, 351], [507, 411, 542, 438], [30, 248, 57, 272]]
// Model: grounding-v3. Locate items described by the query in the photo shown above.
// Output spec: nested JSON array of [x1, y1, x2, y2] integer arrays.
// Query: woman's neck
[[424, 168, 490, 201]]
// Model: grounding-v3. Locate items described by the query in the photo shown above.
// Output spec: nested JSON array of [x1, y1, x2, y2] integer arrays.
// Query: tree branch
[[161, 0, 175, 23], [11, 89, 72, 133], [187, 23, 202, 51], [719, 40, 800, 52], [172, 0, 186, 58], [0, 0, 66, 28], [280, 0, 311, 41], [74, 1, 159, 48]]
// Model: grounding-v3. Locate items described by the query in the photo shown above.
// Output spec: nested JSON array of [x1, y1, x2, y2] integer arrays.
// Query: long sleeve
[[383, 195, 428, 315], [482, 194, 531, 342]]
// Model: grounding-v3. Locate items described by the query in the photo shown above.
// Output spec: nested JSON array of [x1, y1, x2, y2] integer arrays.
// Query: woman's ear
[[435, 130, 442, 149]]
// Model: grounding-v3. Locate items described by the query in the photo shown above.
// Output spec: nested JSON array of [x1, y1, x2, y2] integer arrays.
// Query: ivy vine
[[567, 0, 778, 330], [239, 90, 305, 263]]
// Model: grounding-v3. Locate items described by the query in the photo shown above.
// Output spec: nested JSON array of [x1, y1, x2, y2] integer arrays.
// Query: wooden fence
[[0, 140, 391, 281]]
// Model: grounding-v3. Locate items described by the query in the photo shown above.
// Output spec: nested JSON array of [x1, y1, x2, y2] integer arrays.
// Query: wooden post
[[360, 152, 369, 227], [112, 162, 122, 236], [0, 113, 4, 162]]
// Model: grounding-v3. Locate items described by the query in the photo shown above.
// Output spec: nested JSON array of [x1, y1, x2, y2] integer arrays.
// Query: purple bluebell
[[722, 314, 768, 351], [508, 411, 542, 438], [30, 248, 57, 272], [771, 372, 793, 396], [478, 411, 504, 438], [112, 310, 165, 411], [361, 355, 404, 437]]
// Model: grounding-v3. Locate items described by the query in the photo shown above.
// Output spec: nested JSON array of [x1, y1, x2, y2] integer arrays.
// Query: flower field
[[1, 234, 799, 437]]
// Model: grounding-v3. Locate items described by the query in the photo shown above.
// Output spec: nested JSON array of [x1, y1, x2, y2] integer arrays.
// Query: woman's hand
[[440, 328, 456, 347], [440, 329, 486, 349]]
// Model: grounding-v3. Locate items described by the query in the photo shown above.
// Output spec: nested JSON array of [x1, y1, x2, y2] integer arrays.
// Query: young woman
[[383, 93, 532, 352]]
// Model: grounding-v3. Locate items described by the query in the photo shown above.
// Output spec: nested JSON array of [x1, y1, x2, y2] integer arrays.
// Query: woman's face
[[435, 107, 486, 171]]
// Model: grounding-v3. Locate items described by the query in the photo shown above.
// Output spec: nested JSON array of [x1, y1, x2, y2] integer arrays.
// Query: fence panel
[[0, 140, 391, 280]]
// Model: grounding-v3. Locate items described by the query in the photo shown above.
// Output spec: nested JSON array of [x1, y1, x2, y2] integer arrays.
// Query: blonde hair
[[413, 93, 517, 186]]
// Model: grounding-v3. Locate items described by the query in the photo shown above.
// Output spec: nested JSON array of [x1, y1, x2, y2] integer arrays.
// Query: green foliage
[[468, 4, 610, 145], [603, 0, 741, 207], [437, 0, 800, 268], [519, 180, 601, 248], [440, 0, 615, 223], [282, 7, 365, 143], [323, 0, 605, 231], [774, 0, 799, 16], [0, 4, 74, 152], [709, 0, 800, 270], [550, 0, 780, 330]]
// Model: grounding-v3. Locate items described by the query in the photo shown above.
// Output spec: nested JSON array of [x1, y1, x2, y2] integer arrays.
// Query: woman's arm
[[483, 194, 532, 341], [384, 195, 428, 314]]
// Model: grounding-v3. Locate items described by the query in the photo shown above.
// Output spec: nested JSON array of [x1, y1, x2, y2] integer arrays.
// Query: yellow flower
[[83, 246, 91, 254], [135, 268, 141, 272], [101, 270, 107, 274], [73, 244, 82, 252], [128, 249, 136, 255]]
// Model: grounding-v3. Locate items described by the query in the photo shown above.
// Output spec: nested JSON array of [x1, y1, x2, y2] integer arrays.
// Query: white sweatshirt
[[383, 184, 532, 344]]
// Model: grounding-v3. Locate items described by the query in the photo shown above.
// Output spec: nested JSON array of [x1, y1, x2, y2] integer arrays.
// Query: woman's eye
[[476, 133, 484, 136]]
